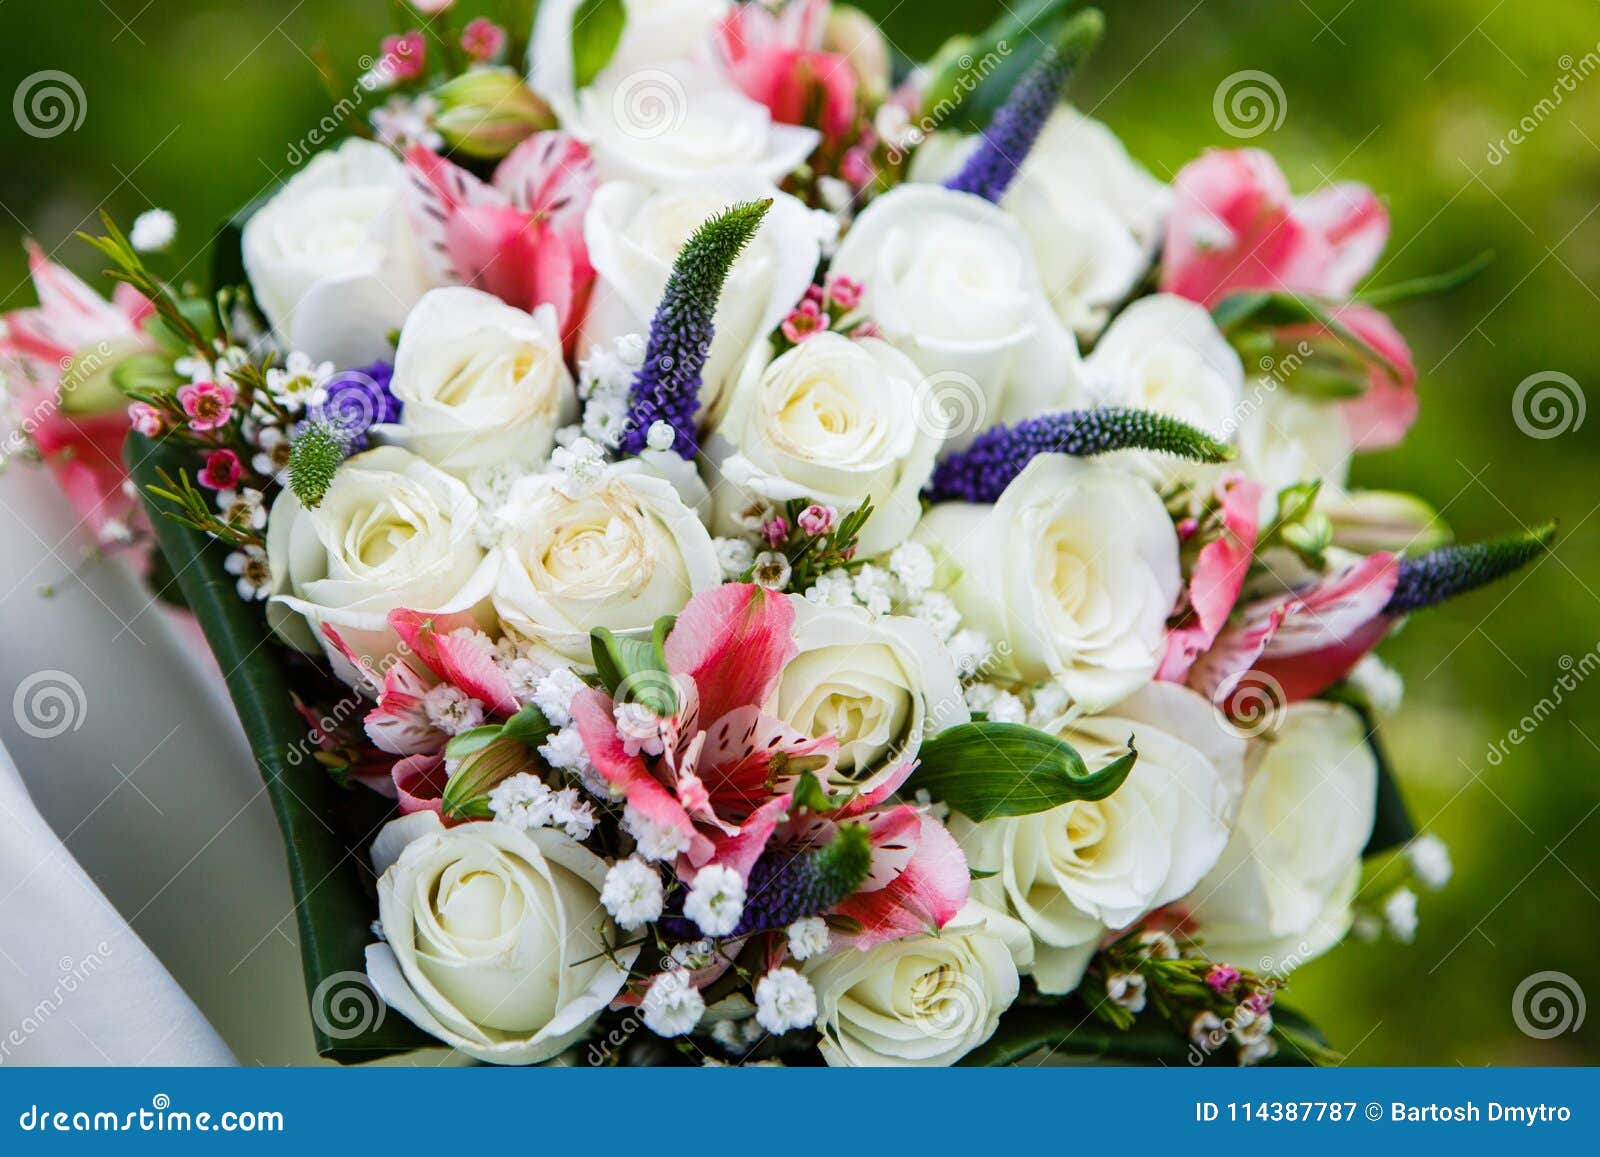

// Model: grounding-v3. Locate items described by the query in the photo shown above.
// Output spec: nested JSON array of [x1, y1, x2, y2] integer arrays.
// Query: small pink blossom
[[1205, 963, 1241, 993], [798, 503, 836, 536], [840, 146, 875, 187], [781, 299, 825, 344], [1243, 989, 1275, 1015], [128, 402, 165, 438], [762, 517, 790, 547], [382, 31, 427, 82], [198, 448, 244, 491], [460, 17, 506, 62], [178, 381, 237, 432], [825, 275, 863, 312]]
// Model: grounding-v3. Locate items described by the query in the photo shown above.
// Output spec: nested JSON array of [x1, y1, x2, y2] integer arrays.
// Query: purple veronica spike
[[945, 9, 1105, 204], [621, 199, 773, 457], [1383, 523, 1555, 615], [313, 361, 400, 450], [926, 407, 1231, 504]]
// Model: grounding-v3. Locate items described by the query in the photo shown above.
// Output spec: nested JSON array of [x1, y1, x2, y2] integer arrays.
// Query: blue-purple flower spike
[[945, 8, 1106, 204], [620, 199, 773, 458], [926, 407, 1232, 505], [1384, 522, 1555, 615]]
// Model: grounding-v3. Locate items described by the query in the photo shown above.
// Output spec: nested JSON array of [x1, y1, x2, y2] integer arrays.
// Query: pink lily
[[571, 584, 838, 871], [1158, 477, 1263, 683], [1161, 149, 1388, 308], [715, 0, 859, 140], [404, 132, 597, 349], [1189, 551, 1400, 709]]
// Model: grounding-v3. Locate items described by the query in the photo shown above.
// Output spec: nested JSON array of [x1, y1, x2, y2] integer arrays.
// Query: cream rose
[[829, 184, 1080, 441], [364, 811, 636, 1065], [806, 902, 1030, 1067], [952, 683, 1245, 993], [773, 599, 968, 792], [914, 455, 1182, 711], [1236, 388, 1354, 504], [911, 107, 1170, 337], [266, 446, 497, 672], [242, 139, 435, 366], [582, 178, 828, 422], [493, 461, 722, 663], [1184, 701, 1377, 974], [708, 334, 941, 555], [375, 287, 577, 475]]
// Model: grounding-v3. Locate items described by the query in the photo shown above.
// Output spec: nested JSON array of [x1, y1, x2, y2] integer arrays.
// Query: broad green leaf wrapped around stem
[[908, 721, 1137, 821]]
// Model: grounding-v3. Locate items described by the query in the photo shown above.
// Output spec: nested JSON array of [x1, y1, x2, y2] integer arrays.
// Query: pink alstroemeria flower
[[572, 583, 837, 870], [1319, 303, 1418, 451], [1189, 551, 1401, 710], [716, 0, 859, 140], [0, 243, 156, 540], [405, 132, 597, 350], [1161, 149, 1389, 308], [1157, 477, 1263, 683]]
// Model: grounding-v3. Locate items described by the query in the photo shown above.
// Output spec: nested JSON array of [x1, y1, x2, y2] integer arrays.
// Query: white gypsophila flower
[[98, 518, 133, 545], [786, 916, 830, 962], [909, 591, 961, 641], [130, 208, 177, 252], [804, 568, 856, 608], [710, 1016, 759, 1051], [963, 683, 1002, 714], [581, 392, 632, 450], [646, 421, 677, 452], [714, 536, 756, 579], [613, 701, 666, 758], [1106, 972, 1147, 1014], [1405, 834, 1453, 891], [531, 667, 586, 728], [852, 564, 894, 615], [684, 864, 746, 937], [624, 804, 691, 863], [946, 629, 994, 678], [1027, 681, 1071, 728], [754, 968, 818, 1034], [987, 691, 1028, 724], [551, 436, 608, 498], [499, 656, 546, 703], [1349, 654, 1405, 716], [224, 545, 271, 601], [600, 856, 665, 931], [487, 773, 555, 831], [670, 938, 715, 972], [537, 726, 594, 778], [752, 551, 792, 592], [888, 542, 936, 597], [1383, 887, 1419, 943], [641, 970, 706, 1038], [421, 684, 486, 735]]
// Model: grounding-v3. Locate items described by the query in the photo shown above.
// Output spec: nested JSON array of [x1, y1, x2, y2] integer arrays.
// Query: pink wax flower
[[197, 448, 244, 491], [1205, 963, 1241, 993], [762, 516, 790, 547], [798, 503, 836, 536], [839, 146, 875, 187], [825, 274, 863, 312], [178, 380, 237, 432], [781, 299, 825, 344], [460, 17, 507, 62], [382, 31, 428, 83], [128, 402, 165, 438]]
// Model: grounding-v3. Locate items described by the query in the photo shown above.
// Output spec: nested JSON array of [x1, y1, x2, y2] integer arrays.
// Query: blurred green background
[[1, 0, 1596, 1064]]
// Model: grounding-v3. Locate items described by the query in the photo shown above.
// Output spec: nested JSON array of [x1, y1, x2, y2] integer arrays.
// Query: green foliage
[[908, 722, 1137, 821]]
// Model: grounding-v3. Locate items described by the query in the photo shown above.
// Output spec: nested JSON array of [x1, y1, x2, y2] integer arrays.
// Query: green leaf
[[591, 615, 677, 716], [908, 722, 1136, 821], [1212, 289, 1407, 381], [1357, 251, 1493, 308], [126, 431, 433, 1063], [110, 350, 184, 396], [572, 0, 626, 89], [920, 0, 1080, 133], [502, 702, 555, 748], [441, 737, 538, 821]]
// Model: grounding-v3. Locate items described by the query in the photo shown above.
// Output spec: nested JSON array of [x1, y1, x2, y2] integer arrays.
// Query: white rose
[[375, 287, 577, 475], [1083, 295, 1245, 442], [773, 599, 968, 792], [531, 0, 731, 127], [364, 811, 637, 1065], [493, 462, 722, 663], [708, 334, 941, 555], [1185, 701, 1377, 974], [1237, 388, 1354, 504], [242, 139, 435, 365], [952, 683, 1245, 993], [582, 178, 829, 422], [828, 184, 1080, 442], [911, 108, 1170, 338], [806, 902, 1030, 1066], [266, 446, 497, 671], [913, 456, 1182, 711]]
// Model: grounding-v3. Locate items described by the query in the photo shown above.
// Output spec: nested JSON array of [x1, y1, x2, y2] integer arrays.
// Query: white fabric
[[0, 464, 319, 1064]]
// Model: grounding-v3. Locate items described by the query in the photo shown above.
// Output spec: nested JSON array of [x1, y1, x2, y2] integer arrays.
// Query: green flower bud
[[433, 67, 555, 160]]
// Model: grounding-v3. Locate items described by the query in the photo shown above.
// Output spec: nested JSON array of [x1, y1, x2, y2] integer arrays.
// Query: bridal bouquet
[[7, 0, 1552, 1067]]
